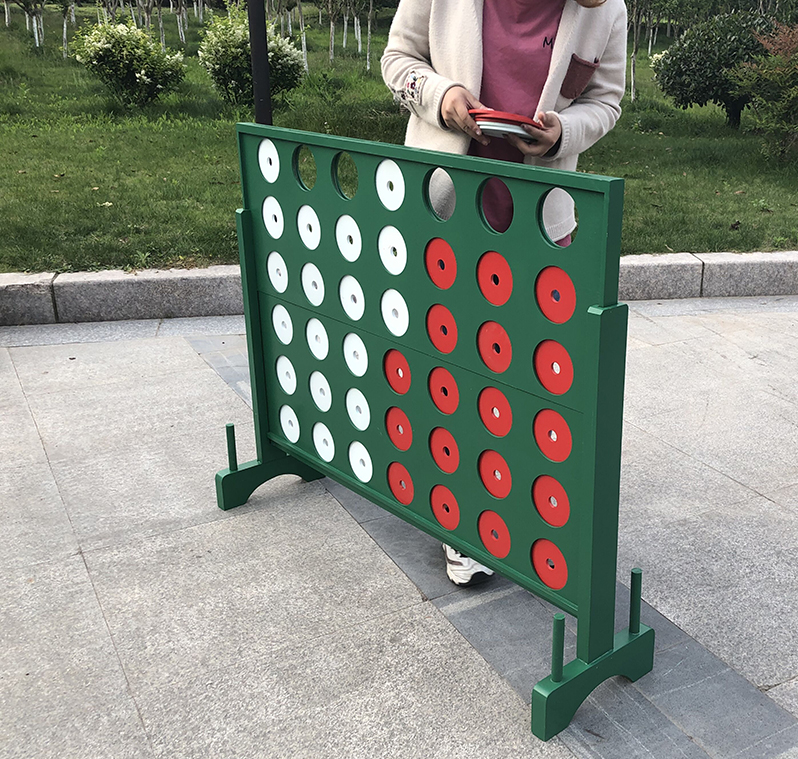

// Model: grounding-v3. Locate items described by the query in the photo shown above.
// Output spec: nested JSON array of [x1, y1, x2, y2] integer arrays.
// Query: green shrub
[[73, 21, 185, 107]]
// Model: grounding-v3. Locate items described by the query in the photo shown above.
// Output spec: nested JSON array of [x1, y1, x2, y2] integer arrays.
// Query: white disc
[[258, 139, 280, 183], [266, 251, 288, 294], [375, 159, 405, 211], [279, 405, 300, 443], [348, 441, 373, 483], [309, 371, 332, 412], [345, 388, 371, 431], [262, 196, 284, 239], [297, 205, 321, 251], [312, 422, 335, 463], [343, 333, 368, 377], [339, 275, 365, 321], [301, 263, 325, 307], [275, 355, 297, 395], [271, 304, 293, 345], [306, 318, 329, 360], [378, 226, 407, 276], [380, 289, 410, 337], [335, 215, 362, 262]]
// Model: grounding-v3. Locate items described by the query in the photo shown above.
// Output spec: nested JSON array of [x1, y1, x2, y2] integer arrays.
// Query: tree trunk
[[287, 8, 291, 35], [6, 0, 11, 27], [342, 10, 347, 48], [36, 8, 43, 44], [31, 12, 39, 46], [62, 13, 67, 57], [329, 16, 334, 63], [356, 15, 361, 53], [726, 99, 746, 129], [366, 0, 372, 71], [297, 0, 308, 71], [70, 1, 75, 23], [158, 1, 165, 49], [630, 1, 641, 102]]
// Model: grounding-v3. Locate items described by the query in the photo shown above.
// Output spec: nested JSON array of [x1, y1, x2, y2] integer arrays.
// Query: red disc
[[477, 321, 512, 373], [532, 476, 570, 527], [478, 510, 511, 559], [534, 340, 574, 395], [534, 409, 573, 463], [429, 427, 460, 474], [428, 367, 460, 415], [478, 450, 512, 499], [535, 267, 576, 324], [425, 238, 457, 290], [426, 305, 458, 354], [477, 251, 513, 306], [478, 387, 512, 437], [388, 462, 414, 505], [384, 349, 411, 395], [532, 539, 568, 590], [385, 407, 413, 452], [430, 485, 460, 530]]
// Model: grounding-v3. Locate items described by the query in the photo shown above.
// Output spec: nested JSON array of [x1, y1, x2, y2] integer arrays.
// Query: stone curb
[[2, 252, 798, 326]]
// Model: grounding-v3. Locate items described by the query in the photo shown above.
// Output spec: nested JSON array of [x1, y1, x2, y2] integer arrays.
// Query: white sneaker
[[443, 543, 494, 587]]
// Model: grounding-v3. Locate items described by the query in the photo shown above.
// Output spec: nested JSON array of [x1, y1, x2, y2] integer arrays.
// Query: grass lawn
[[1, 8, 796, 274]]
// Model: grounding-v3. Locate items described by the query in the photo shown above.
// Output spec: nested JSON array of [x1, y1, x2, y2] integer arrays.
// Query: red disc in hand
[[429, 427, 460, 474], [427, 305, 458, 354], [385, 407, 413, 451], [535, 267, 576, 324], [534, 340, 574, 395], [533, 409, 573, 462], [532, 475, 570, 527], [384, 349, 411, 395], [477, 251, 513, 306], [428, 367, 459, 415], [478, 387, 512, 437], [478, 510, 511, 558], [388, 462, 414, 505], [477, 321, 512, 373], [430, 485, 460, 530], [425, 238, 457, 290], [478, 449, 512, 499], [532, 539, 568, 590]]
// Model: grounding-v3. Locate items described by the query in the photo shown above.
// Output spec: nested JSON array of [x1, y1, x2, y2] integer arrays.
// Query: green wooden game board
[[217, 123, 654, 740]]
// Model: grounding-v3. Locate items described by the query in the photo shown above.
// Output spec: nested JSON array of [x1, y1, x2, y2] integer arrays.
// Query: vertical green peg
[[551, 613, 565, 683], [226, 423, 238, 472], [630, 568, 642, 635]]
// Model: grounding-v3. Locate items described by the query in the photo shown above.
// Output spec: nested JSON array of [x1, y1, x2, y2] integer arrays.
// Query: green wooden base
[[531, 625, 655, 741]]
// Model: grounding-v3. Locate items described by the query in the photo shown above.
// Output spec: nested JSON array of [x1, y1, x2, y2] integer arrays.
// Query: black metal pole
[[247, 0, 273, 125]]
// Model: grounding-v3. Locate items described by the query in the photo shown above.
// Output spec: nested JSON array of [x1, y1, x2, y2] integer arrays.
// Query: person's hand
[[440, 86, 491, 146], [505, 111, 562, 158]]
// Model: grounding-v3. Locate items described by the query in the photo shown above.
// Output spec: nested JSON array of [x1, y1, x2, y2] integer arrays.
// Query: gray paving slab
[[324, 476, 386, 523], [770, 680, 798, 719], [155, 314, 246, 337], [0, 318, 159, 347]]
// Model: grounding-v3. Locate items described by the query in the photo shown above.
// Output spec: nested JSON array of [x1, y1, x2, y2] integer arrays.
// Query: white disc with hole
[[380, 289, 409, 337], [262, 196, 284, 239], [376, 159, 405, 211], [266, 252, 288, 294], [309, 371, 332, 412], [301, 263, 325, 307], [335, 215, 362, 262], [258, 139, 280, 183], [348, 441, 373, 483], [345, 388, 370, 431], [275, 355, 297, 395], [312, 422, 335, 462], [339, 275, 365, 321], [279, 405, 300, 443], [271, 304, 293, 345], [343, 333, 368, 377], [378, 226, 407, 275], [305, 318, 329, 360], [297, 205, 321, 250]]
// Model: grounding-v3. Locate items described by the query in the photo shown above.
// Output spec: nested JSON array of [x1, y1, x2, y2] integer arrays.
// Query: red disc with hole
[[384, 349, 411, 394], [533, 409, 573, 462], [388, 462, 414, 505], [532, 476, 570, 527], [535, 267, 576, 324], [385, 407, 413, 451], [478, 510, 511, 559], [478, 387, 512, 437], [478, 450, 512, 499], [425, 238, 457, 290], [534, 340, 574, 395], [429, 427, 460, 474], [477, 321, 512, 373], [532, 539, 568, 590], [427, 305, 458, 354], [428, 367, 459, 415], [430, 485, 460, 531], [477, 251, 513, 306]]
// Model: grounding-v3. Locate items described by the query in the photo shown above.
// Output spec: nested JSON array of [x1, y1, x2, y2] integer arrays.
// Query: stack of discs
[[468, 109, 543, 142]]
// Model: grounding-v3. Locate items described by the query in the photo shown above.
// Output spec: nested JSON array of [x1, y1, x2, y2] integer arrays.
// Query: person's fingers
[[506, 134, 540, 156]]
